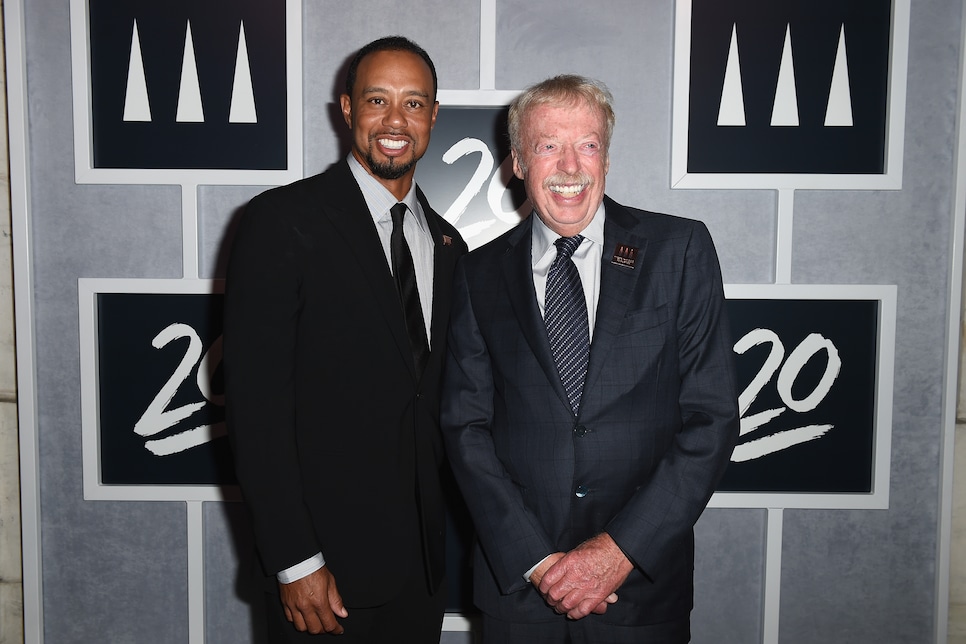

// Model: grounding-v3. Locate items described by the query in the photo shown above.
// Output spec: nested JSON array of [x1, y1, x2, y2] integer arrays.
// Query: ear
[[430, 101, 439, 130], [340, 94, 352, 128], [511, 149, 526, 180]]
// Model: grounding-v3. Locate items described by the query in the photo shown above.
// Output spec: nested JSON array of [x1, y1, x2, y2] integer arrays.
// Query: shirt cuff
[[523, 554, 553, 583], [277, 552, 325, 584]]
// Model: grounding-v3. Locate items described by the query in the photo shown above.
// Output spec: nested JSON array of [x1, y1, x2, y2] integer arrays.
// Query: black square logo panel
[[96, 292, 230, 485], [687, 0, 891, 174], [88, 0, 287, 170], [720, 299, 879, 493]]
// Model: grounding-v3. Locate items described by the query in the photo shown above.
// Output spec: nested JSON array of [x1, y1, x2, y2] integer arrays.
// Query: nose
[[558, 145, 579, 174], [383, 101, 407, 128]]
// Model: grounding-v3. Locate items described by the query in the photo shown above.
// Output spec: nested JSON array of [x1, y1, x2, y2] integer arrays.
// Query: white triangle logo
[[824, 25, 854, 126], [176, 21, 205, 122], [122, 20, 151, 122], [229, 22, 257, 123], [770, 24, 799, 126], [717, 24, 746, 126]]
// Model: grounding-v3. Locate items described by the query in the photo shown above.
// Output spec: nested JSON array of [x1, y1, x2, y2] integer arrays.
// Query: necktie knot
[[391, 202, 408, 228], [554, 235, 583, 261]]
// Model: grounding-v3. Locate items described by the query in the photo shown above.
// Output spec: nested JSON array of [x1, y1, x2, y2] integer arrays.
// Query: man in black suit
[[441, 75, 739, 643], [223, 36, 466, 642]]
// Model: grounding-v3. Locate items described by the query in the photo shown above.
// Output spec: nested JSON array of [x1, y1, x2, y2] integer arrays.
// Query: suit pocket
[[617, 303, 669, 336]]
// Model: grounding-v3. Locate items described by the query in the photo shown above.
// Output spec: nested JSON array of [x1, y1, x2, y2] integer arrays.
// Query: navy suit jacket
[[224, 160, 466, 606], [441, 196, 739, 625]]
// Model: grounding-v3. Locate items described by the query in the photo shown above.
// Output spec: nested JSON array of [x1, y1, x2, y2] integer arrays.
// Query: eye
[[368, 97, 386, 105], [406, 100, 424, 109]]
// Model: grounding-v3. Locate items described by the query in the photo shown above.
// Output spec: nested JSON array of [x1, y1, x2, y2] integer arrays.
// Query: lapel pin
[[442, 234, 453, 246], [611, 243, 638, 269]]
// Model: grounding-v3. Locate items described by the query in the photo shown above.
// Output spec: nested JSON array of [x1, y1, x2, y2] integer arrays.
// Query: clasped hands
[[528, 532, 634, 620]]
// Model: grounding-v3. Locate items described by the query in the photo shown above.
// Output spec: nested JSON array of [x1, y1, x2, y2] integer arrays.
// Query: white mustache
[[543, 172, 592, 188]]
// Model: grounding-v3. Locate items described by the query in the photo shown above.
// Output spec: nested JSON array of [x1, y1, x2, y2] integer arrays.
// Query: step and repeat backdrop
[[77, 92, 898, 612], [18, 0, 948, 640]]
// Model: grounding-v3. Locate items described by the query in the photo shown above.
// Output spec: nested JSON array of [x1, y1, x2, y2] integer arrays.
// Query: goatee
[[364, 150, 417, 181]]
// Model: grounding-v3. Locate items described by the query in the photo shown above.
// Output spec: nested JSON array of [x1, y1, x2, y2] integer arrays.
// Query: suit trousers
[[482, 612, 690, 644]]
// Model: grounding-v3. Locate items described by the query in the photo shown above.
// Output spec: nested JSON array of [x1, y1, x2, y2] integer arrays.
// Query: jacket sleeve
[[605, 221, 740, 576], [222, 192, 321, 576]]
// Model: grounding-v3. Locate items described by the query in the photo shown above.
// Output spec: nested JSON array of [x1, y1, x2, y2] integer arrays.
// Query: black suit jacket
[[224, 160, 466, 606], [441, 197, 739, 625]]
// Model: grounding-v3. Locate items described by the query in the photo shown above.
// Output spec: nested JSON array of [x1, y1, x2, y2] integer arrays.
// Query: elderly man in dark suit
[[223, 36, 466, 642], [441, 75, 739, 644]]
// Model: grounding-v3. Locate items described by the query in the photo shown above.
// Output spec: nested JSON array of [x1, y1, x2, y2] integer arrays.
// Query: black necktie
[[544, 235, 590, 415], [390, 203, 430, 375]]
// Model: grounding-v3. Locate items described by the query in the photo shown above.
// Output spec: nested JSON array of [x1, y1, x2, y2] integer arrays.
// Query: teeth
[[549, 184, 586, 197], [379, 139, 407, 150]]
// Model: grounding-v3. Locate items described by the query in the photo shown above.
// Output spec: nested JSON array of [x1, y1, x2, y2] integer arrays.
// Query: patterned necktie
[[390, 203, 429, 375], [544, 235, 590, 415]]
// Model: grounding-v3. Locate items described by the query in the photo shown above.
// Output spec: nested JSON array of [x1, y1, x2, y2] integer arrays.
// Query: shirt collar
[[347, 153, 425, 231], [531, 200, 606, 265]]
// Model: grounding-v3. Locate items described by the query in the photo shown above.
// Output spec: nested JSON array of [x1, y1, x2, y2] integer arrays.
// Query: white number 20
[[132, 323, 225, 456], [731, 329, 842, 462]]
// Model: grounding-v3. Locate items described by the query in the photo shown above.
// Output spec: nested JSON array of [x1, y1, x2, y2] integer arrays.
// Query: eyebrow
[[360, 86, 431, 99], [533, 132, 601, 142]]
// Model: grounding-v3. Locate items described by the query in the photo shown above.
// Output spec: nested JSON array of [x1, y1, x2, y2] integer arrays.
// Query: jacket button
[[575, 485, 589, 498], [574, 425, 588, 437]]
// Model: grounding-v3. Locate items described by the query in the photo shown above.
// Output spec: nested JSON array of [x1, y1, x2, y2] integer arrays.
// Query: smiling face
[[512, 101, 609, 237], [340, 49, 438, 200]]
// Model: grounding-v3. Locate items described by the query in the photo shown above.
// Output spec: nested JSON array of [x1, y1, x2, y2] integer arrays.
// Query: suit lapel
[[501, 217, 573, 412], [314, 162, 417, 377], [583, 198, 648, 399], [419, 188, 459, 372]]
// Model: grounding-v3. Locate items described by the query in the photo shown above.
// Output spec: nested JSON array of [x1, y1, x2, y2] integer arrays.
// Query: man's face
[[512, 102, 609, 238], [340, 50, 438, 195]]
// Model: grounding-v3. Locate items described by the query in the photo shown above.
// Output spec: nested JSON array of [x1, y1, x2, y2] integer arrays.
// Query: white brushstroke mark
[[145, 422, 228, 456], [740, 407, 786, 436], [731, 424, 833, 462]]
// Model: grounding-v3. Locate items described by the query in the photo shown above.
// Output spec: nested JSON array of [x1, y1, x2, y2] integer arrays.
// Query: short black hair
[[344, 36, 437, 99]]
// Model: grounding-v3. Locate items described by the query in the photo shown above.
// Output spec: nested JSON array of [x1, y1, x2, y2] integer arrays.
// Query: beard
[[363, 141, 419, 180], [366, 154, 417, 180]]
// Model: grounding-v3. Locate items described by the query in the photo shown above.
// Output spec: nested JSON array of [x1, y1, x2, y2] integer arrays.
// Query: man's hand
[[528, 552, 565, 588], [538, 533, 633, 620], [278, 567, 348, 635], [530, 552, 615, 616]]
